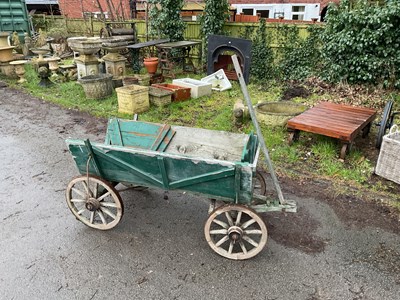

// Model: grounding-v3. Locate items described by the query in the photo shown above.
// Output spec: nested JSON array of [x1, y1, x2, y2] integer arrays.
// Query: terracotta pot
[[143, 57, 158, 74]]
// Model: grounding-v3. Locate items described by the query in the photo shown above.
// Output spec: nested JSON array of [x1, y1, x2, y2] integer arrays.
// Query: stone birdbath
[[67, 37, 102, 79], [31, 48, 50, 62], [9, 60, 28, 83]]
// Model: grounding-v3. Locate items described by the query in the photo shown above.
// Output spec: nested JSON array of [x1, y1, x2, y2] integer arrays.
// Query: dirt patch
[[264, 209, 327, 254], [280, 176, 400, 235], [281, 85, 311, 101]]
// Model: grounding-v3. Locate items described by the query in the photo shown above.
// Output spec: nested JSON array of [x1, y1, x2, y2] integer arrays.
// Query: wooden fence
[[33, 15, 315, 47]]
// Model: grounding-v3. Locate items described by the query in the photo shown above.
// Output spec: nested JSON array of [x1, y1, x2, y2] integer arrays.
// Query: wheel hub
[[228, 226, 243, 242], [85, 198, 100, 211]]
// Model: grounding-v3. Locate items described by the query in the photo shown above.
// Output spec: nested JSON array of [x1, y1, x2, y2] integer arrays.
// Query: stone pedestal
[[102, 51, 126, 77], [67, 37, 102, 79], [75, 54, 100, 79]]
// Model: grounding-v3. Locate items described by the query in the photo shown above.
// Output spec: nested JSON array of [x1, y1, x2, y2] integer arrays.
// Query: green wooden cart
[[66, 118, 296, 260]]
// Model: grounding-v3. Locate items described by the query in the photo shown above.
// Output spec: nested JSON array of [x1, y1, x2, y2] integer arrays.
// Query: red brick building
[[58, 0, 341, 21]]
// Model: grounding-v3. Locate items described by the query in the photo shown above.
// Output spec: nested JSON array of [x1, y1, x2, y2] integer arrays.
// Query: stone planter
[[149, 86, 173, 107], [172, 78, 212, 98], [9, 60, 28, 83], [78, 74, 113, 100], [0, 46, 15, 62], [255, 101, 307, 127], [151, 84, 191, 102]]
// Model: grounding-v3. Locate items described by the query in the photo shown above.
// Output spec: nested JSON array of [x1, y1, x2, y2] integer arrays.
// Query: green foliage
[[321, 0, 400, 88], [275, 24, 323, 81], [199, 0, 230, 60], [238, 25, 255, 40], [250, 18, 275, 82], [200, 0, 230, 40], [148, 0, 186, 42]]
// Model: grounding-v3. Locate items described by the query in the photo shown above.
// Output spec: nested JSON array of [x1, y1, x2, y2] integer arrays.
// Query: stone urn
[[0, 32, 15, 63], [9, 60, 28, 83], [143, 57, 159, 74], [0, 32, 10, 47], [78, 73, 113, 100]]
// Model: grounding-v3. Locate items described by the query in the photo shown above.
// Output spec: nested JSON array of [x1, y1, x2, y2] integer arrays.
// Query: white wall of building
[[232, 3, 321, 21]]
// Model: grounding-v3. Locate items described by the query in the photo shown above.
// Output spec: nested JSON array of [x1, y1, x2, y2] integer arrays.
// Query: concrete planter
[[78, 74, 113, 100], [172, 78, 212, 98], [255, 101, 307, 127], [151, 83, 191, 102]]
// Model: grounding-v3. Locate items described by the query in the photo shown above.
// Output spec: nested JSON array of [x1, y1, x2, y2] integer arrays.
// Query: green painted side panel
[[105, 118, 175, 152], [67, 140, 254, 203], [0, 0, 29, 37]]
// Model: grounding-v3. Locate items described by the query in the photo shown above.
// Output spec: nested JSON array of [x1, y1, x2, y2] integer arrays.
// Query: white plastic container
[[172, 78, 212, 98]]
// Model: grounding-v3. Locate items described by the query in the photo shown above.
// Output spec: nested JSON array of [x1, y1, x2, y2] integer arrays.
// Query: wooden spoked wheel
[[204, 205, 268, 260], [66, 175, 123, 230], [254, 170, 267, 196], [376, 100, 394, 149]]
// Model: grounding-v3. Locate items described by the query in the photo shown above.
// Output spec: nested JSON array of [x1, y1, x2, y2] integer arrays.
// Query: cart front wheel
[[204, 205, 267, 260], [66, 175, 124, 230]]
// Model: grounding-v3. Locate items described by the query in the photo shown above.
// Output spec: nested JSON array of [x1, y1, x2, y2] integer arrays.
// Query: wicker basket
[[115, 84, 149, 114], [375, 125, 400, 184]]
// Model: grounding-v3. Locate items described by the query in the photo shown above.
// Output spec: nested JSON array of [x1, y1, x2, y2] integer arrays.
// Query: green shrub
[[251, 18, 275, 81], [321, 0, 400, 88]]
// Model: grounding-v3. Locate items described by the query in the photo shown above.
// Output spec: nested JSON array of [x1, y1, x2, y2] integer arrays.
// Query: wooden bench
[[287, 102, 377, 159]]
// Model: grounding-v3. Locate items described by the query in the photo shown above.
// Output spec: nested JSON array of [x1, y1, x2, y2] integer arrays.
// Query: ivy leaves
[[148, 0, 185, 42], [321, 0, 400, 88]]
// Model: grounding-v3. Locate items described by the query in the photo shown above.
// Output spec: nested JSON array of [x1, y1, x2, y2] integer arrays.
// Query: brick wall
[[58, 0, 341, 19], [58, 0, 131, 19]]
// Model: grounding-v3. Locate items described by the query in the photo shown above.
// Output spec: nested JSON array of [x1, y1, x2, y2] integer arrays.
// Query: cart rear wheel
[[66, 175, 123, 230], [376, 100, 394, 149], [204, 205, 267, 260], [255, 170, 267, 196]]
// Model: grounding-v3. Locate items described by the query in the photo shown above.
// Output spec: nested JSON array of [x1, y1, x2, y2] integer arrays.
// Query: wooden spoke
[[204, 205, 268, 260], [212, 219, 228, 229], [97, 210, 107, 225], [100, 207, 116, 220], [210, 229, 228, 235], [71, 187, 85, 198], [66, 175, 124, 230], [235, 211, 242, 226], [244, 229, 263, 235], [243, 236, 259, 247], [242, 219, 256, 229], [97, 191, 111, 201], [215, 236, 229, 247], [71, 198, 86, 203], [228, 241, 234, 254], [225, 212, 234, 226], [239, 241, 248, 254], [89, 211, 94, 224]]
